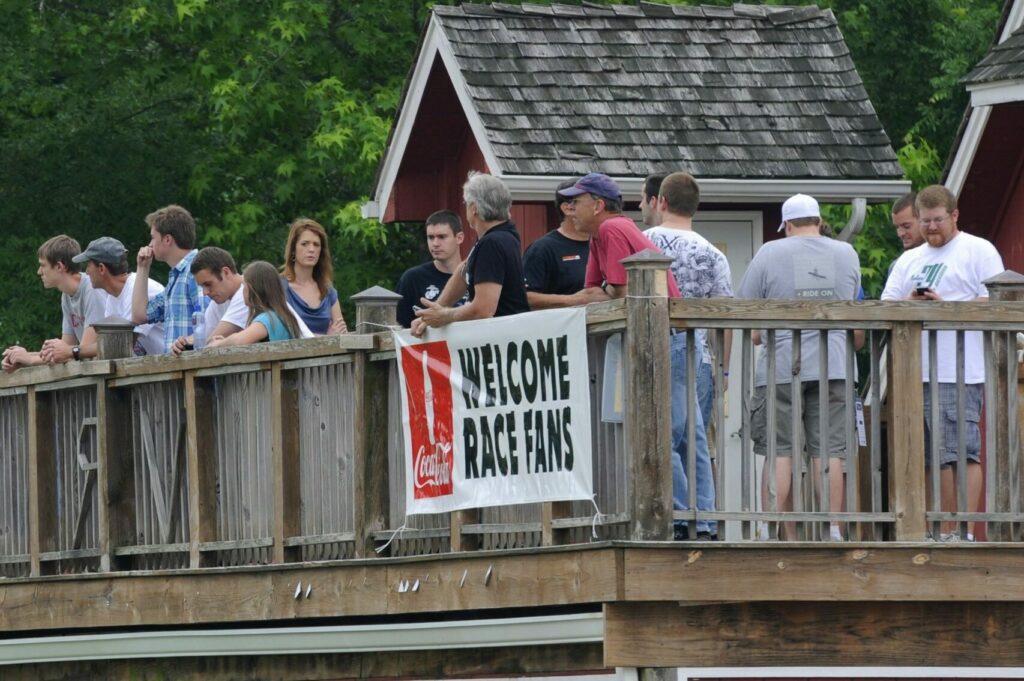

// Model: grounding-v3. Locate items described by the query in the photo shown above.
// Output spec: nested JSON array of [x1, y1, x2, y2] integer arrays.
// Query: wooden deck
[[3, 268, 1024, 679]]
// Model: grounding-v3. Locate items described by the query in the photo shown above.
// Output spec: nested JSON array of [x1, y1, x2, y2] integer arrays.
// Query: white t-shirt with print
[[882, 231, 1003, 383], [644, 226, 733, 361]]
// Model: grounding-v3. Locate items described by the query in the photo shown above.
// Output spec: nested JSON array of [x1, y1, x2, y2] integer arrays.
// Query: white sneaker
[[829, 525, 844, 542]]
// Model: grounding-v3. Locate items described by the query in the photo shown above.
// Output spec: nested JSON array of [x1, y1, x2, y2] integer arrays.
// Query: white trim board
[[0, 612, 603, 666], [502, 176, 909, 204], [968, 78, 1024, 106]]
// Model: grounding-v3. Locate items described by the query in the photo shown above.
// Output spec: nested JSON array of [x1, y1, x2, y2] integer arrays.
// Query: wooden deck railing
[[3, 262, 1024, 578]]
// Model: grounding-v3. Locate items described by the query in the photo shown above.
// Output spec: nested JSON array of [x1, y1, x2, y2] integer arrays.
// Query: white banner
[[393, 308, 594, 515]]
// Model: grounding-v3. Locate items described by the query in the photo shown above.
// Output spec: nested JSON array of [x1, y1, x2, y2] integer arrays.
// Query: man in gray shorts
[[738, 194, 862, 540], [882, 185, 1003, 541]]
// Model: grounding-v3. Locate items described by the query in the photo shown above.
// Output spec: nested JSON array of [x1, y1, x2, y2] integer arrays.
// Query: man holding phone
[[881, 184, 1004, 541]]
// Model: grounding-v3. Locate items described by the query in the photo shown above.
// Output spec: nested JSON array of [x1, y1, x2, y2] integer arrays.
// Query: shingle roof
[[963, 24, 1024, 85], [432, 2, 902, 180]]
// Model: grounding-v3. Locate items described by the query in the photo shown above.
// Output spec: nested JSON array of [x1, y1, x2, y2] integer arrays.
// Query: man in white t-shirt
[[173, 247, 313, 354], [882, 184, 1004, 541], [74, 237, 166, 356], [3, 235, 106, 371]]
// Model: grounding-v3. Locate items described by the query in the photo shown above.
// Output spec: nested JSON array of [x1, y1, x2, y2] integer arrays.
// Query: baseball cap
[[557, 172, 622, 203], [72, 236, 128, 265], [778, 193, 820, 231]]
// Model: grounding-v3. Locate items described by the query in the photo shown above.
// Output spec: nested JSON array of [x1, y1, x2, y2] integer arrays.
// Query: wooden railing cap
[[621, 248, 672, 269], [350, 286, 403, 304], [984, 270, 1024, 289]]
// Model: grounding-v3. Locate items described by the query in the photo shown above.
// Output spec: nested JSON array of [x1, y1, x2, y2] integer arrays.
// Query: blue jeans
[[670, 334, 715, 533], [697, 360, 714, 435]]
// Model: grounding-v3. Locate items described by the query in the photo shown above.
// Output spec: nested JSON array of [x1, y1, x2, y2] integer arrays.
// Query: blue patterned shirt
[[145, 249, 207, 353]]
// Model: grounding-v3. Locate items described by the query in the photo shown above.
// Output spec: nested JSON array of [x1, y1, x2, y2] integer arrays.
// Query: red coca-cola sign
[[400, 341, 455, 499]]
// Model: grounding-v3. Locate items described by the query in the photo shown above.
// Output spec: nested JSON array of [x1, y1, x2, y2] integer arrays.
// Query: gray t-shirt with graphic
[[737, 235, 861, 386], [61, 275, 106, 342]]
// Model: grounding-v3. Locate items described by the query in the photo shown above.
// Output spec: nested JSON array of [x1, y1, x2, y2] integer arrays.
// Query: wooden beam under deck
[[5, 544, 1024, 635], [605, 600, 1024, 668]]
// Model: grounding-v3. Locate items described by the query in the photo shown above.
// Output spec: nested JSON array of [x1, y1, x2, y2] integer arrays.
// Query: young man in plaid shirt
[[131, 205, 207, 353]]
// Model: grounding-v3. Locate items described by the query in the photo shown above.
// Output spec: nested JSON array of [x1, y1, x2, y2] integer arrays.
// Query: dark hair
[[243, 261, 302, 339], [98, 256, 130, 276], [789, 216, 821, 228], [425, 210, 462, 234], [659, 172, 700, 217], [37, 235, 81, 273], [145, 204, 196, 249], [892, 192, 917, 215], [915, 185, 957, 215], [282, 218, 333, 300], [555, 179, 577, 214], [643, 173, 667, 202], [191, 246, 238, 277], [595, 194, 622, 213], [818, 221, 835, 238]]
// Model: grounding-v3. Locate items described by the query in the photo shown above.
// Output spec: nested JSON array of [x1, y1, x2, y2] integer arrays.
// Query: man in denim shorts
[[882, 185, 1003, 541], [738, 194, 862, 541]]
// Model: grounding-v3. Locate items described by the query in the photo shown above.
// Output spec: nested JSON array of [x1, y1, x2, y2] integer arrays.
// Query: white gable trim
[[502, 175, 910, 204], [945, 105, 992, 197], [945, 0, 1024, 196], [1002, 0, 1024, 41], [968, 78, 1024, 106], [364, 15, 503, 220]]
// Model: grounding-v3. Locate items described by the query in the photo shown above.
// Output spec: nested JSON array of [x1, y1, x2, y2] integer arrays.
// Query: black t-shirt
[[395, 261, 453, 327], [465, 221, 529, 317], [522, 229, 589, 296]]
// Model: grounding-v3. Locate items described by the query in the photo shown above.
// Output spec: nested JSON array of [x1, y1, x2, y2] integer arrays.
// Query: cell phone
[[915, 287, 931, 296], [412, 305, 424, 312]]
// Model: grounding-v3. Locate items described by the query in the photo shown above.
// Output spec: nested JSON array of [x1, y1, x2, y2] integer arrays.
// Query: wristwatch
[[72, 345, 81, 361]]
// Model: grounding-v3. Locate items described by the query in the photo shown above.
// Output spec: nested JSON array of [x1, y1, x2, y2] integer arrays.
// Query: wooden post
[[351, 286, 401, 557], [542, 501, 571, 546], [95, 378, 135, 572], [184, 372, 217, 568], [27, 387, 55, 577], [888, 321, 926, 540], [622, 249, 674, 542], [271, 363, 301, 563], [93, 318, 136, 360], [984, 271, 1024, 541]]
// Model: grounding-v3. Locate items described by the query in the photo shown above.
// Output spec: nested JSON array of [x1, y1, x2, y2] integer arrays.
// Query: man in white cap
[[737, 194, 862, 540]]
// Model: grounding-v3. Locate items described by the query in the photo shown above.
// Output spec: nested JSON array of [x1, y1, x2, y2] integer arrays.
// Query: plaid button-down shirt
[[145, 249, 207, 353]]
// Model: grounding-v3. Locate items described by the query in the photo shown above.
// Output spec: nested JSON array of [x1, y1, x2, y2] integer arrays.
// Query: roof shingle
[[963, 25, 1024, 85], [432, 2, 902, 180]]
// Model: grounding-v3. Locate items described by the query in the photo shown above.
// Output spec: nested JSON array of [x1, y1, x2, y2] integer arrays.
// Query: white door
[[693, 211, 763, 540]]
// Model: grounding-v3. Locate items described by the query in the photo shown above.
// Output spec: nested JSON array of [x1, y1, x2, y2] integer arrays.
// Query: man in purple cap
[[560, 173, 715, 540]]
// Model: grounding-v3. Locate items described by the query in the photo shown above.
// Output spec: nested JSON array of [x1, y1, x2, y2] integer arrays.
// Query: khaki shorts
[[751, 380, 850, 458]]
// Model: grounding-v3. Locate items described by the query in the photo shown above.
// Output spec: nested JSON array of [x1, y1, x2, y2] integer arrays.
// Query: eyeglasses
[[919, 214, 950, 228]]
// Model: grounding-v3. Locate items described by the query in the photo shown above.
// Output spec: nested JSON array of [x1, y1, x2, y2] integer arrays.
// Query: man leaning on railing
[[881, 184, 1004, 542]]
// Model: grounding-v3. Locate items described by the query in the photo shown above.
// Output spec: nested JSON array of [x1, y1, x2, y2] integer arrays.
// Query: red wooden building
[[946, 0, 1024, 269], [362, 2, 910, 263]]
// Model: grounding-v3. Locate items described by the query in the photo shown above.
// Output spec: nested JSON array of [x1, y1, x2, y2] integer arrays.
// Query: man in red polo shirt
[[558, 173, 714, 540]]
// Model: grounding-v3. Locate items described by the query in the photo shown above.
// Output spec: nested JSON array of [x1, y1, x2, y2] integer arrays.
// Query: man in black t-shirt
[[395, 210, 465, 327], [522, 180, 604, 310], [412, 173, 528, 336]]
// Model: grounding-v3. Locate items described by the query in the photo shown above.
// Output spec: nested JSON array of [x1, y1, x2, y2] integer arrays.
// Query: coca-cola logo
[[400, 341, 455, 499]]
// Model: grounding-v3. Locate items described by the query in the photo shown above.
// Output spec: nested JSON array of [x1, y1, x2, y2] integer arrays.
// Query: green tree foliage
[[0, 0, 1007, 346]]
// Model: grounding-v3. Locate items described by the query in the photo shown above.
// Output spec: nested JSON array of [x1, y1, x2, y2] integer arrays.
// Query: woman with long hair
[[281, 218, 346, 335], [207, 261, 302, 346]]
